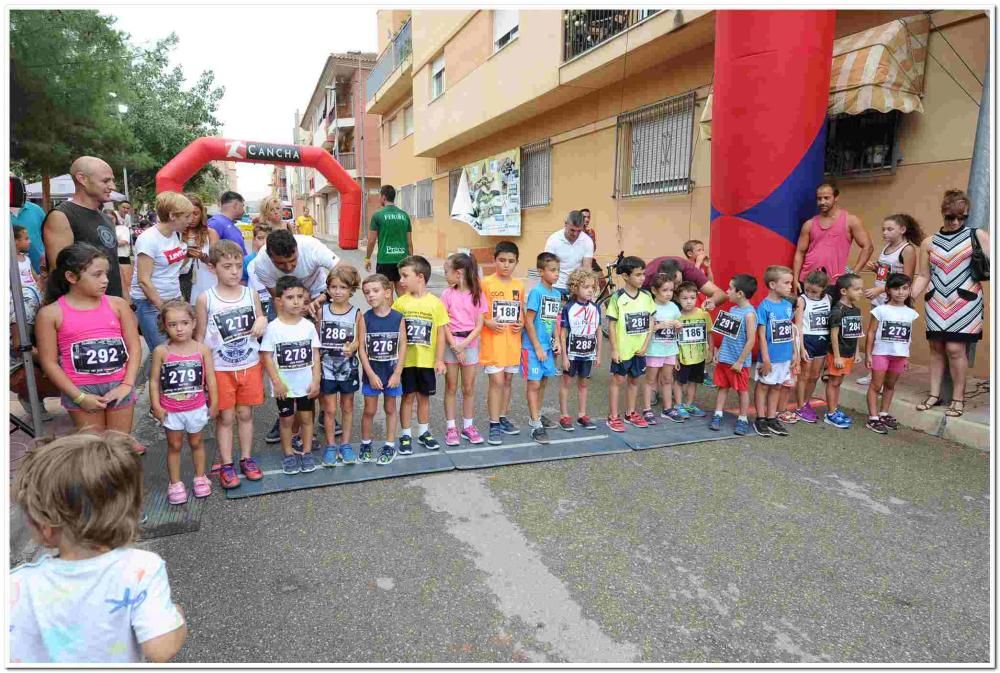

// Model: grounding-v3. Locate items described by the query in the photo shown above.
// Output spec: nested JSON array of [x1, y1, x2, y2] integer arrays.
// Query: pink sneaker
[[461, 424, 484, 444], [167, 481, 188, 505], [192, 475, 212, 498], [444, 426, 461, 446]]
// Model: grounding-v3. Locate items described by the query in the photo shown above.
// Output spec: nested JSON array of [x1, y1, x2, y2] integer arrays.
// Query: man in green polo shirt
[[364, 184, 413, 296]]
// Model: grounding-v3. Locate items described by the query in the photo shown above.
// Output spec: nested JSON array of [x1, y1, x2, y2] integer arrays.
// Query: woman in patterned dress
[[911, 189, 990, 417]]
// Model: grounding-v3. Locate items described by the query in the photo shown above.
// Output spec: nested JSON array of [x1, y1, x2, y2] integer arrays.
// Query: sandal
[[916, 395, 940, 411], [945, 399, 965, 417]]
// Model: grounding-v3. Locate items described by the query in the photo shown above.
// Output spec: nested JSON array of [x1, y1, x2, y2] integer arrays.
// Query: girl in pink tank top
[[150, 300, 218, 505], [35, 243, 142, 436], [800, 209, 852, 283]]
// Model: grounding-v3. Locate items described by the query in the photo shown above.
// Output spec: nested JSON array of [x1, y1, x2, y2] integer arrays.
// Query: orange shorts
[[216, 362, 265, 410], [825, 353, 855, 378]]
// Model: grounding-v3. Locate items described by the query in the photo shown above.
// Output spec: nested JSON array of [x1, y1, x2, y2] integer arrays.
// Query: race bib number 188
[[492, 300, 520, 325]]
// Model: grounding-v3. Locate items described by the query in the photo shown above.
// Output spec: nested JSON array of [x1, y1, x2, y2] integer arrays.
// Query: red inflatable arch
[[156, 137, 361, 249]]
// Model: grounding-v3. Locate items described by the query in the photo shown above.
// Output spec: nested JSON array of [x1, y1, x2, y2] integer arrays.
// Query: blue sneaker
[[340, 444, 357, 464], [498, 417, 520, 435], [299, 452, 317, 473], [322, 445, 339, 467], [281, 454, 301, 475], [703, 372, 716, 388], [685, 404, 706, 418], [709, 414, 723, 431], [488, 423, 503, 445], [674, 405, 691, 420], [734, 418, 750, 436], [377, 443, 396, 465], [662, 408, 685, 423], [398, 435, 413, 455], [418, 432, 440, 450], [824, 411, 851, 429], [358, 442, 374, 463], [839, 410, 854, 425]]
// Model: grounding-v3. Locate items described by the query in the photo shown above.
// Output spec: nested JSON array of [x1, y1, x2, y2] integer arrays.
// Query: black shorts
[[118, 256, 131, 266], [376, 263, 401, 283], [563, 359, 594, 378], [276, 396, 315, 417], [610, 355, 646, 379], [676, 361, 705, 384], [401, 366, 436, 396], [802, 334, 830, 360]]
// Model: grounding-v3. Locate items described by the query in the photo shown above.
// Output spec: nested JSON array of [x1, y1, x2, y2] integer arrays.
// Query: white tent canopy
[[25, 174, 125, 202]]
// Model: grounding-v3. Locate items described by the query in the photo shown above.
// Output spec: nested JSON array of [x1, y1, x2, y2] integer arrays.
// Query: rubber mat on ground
[[619, 412, 746, 450], [139, 438, 214, 540], [224, 445, 454, 499], [447, 431, 632, 470]]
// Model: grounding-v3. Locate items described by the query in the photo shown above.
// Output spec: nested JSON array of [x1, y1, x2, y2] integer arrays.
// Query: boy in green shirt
[[606, 256, 655, 432], [365, 185, 413, 296], [675, 281, 714, 418]]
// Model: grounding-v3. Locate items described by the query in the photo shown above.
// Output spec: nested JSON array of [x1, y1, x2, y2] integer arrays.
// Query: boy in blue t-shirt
[[754, 265, 797, 438], [709, 274, 758, 435], [522, 252, 562, 445]]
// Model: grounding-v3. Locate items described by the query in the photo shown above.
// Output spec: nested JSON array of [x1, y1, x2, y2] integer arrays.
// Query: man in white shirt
[[254, 229, 340, 319], [544, 210, 594, 298]]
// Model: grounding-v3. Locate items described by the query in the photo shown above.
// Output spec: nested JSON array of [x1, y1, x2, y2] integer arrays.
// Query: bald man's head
[[70, 156, 115, 205]]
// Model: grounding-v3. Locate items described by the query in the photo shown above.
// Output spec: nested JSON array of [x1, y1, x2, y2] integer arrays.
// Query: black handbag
[[969, 228, 990, 282]]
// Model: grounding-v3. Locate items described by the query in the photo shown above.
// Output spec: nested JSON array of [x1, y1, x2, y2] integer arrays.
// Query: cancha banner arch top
[[156, 137, 361, 249]]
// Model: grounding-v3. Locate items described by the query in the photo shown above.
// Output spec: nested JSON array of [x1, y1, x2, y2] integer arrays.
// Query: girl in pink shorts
[[864, 273, 920, 434]]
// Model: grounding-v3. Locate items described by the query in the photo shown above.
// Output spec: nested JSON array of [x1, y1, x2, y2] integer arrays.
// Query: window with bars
[[520, 139, 551, 208], [448, 168, 462, 214], [415, 179, 434, 219], [825, 110, 900, 178], [614, 91, 695, 198], [399, 184, 414, 215]]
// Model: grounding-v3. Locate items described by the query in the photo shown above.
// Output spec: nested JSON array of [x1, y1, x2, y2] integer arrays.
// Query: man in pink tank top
[[792, 182, 874, 295]]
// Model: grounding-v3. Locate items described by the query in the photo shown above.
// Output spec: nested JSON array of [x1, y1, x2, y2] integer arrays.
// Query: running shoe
[[322, 445, 340, 467], [734, 419, 750, 436], [540, 415, 558, 430], [359, 442, 374, 463], [675, 405, 691, 420], [488, 424, 503, 445], [642, 409, 658, 426], [838, 410, 854, 425], [753, 418, 772, 437], [444, 427, 461, 447], [498, 417, 520, 435], [167, 481, 188, 505], [777, 411, 799, 425], [192, 475, 212, 498], [418, 432, 440, 451], [339, 444, 357, 464], [823, 411, 851, 429], [880, 414, 899, 430], [795, 403, 818, 424], [767, 418, 789, 436], [703, 372, 716, 388], [265, 419, 281, 444], [624, 411, 648, 428], [865, 418, 888, 434], [606, 416, 626, 433], [299, 452, 317, 473], [684, 404, 706, 418], [281, 454, 301, 475], [577, 415, 598, 430], [559, 416, 575, 432], [398, 435, 414, 455], [239, 457, 262, 481], [377, 443, 396, 465], [220, 463, 241, 489], [461, 425, 484, 444], [531, 426, 550, 444], [857, 374, 872, 386], [709, 414, 723, 431], [662, 408, 685, 423]]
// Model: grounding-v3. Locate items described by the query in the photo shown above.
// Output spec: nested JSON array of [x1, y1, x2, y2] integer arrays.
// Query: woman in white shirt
[[178, 194, 220, 305]]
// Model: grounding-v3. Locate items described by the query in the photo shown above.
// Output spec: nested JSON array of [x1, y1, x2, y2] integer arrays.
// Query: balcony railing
[[334, 152, 356, 171], [367, 17, 412, 100], [563, 9, 660, 61]]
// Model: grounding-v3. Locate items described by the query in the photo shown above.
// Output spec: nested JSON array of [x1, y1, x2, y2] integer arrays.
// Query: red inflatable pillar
[[709, 11, 836, 302], [156, 137, 362, 249]]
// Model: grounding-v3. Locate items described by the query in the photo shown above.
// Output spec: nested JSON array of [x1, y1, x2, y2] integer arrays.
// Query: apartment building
[[368, 9, 989, 375], [300, 51, 383, 237]]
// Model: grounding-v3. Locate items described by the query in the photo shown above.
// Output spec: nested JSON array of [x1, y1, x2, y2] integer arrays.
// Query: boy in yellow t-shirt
[[480, 242, 525, 446], [392, 255, 449, 454], [675, 281, 713, 418]]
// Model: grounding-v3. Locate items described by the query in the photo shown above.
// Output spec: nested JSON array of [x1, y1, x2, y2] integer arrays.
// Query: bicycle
[[595, 250, 625, 339]]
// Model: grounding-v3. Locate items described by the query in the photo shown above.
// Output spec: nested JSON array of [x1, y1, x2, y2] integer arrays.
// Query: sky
[[109, 6, 378, 201]]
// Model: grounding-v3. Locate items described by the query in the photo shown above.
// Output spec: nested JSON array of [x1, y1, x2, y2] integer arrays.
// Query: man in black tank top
[[42, 156, 123, 298]]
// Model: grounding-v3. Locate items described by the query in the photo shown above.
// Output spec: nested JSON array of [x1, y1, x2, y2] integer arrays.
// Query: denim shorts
[[61, 381, 137, 411], [444, 342, 480, 365]]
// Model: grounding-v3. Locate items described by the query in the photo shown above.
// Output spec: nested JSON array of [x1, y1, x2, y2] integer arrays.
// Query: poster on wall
[[450, 147, 521, 236]]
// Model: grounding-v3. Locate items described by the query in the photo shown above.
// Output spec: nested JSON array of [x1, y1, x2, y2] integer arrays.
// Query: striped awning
[[700, 13, 929, 140]]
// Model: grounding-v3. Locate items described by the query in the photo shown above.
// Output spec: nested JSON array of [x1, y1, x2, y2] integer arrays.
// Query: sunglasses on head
[[943, 213, 969, 223]]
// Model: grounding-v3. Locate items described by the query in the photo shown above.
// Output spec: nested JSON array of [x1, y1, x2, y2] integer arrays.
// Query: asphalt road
[[115, 248, 998, 663]]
